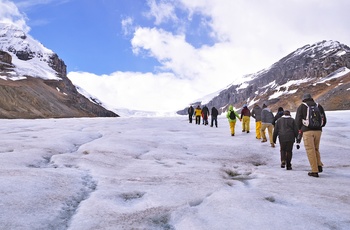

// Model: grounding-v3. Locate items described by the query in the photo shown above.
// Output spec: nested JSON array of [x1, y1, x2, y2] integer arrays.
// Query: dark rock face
[[178, 40, 350, 115], [0, 51, 13, 71], [0, 50, 12, 64]]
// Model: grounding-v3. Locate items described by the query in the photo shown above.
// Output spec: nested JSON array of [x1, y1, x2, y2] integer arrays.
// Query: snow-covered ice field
[[0, 111, 349, 230]]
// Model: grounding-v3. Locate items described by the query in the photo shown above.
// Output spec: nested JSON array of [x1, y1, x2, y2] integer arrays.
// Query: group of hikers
[[187, 104, 219, 127], [187, 93, 327, 178]]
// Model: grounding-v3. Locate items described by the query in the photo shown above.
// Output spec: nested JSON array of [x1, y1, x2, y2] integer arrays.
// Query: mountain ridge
[[178, 40, 350, 115]]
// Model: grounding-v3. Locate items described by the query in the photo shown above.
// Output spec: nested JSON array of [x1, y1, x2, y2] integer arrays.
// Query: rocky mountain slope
[[0, 23, 117, 118], [178, 40, 350, 115]]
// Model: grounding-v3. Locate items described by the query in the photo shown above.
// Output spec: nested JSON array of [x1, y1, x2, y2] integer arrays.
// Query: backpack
[[302, 102, 324, 129], [229, 111, 236, 120]]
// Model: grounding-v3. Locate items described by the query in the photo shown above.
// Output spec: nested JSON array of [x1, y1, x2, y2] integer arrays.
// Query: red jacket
[[241, 107, 251, 119]]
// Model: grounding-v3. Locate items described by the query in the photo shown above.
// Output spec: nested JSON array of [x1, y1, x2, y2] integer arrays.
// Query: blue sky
[[12, 0, 159, 74], [3, 0, 350, 113]]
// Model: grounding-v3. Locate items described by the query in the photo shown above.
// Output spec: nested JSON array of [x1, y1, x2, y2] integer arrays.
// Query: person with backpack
[[226, 105, 241, 136], [261, 103, 275, 147], [251, 104, 262, 139], [187, 105, 194, 123], [273, 110, 299, 170], [240, 104, 251, 133], [210, 107, 219, 127], [295, 93, 327, 178], [194, 105, 202, 125]]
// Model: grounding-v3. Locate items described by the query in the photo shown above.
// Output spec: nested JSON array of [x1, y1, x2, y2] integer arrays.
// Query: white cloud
[[68, 71, 197, 112], [0, 0, 29, 32], [121, 16, 134, 36], [145, 0, 178, 25], [13, 0, 70, 10]]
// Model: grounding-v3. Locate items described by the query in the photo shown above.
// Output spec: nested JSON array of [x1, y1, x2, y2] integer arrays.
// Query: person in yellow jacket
[[226, 105, 241, 136], [194, 105, 202, 125]]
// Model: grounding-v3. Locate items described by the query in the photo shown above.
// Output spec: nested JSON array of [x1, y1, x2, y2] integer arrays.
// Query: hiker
[[194, 105, 202, 125], [202, 105, 210, 125], [211, 107, 219, 127], [295, 93, 327, 178], [251, 104, 262, 139], [240, 104, 251, 133], [273, 110, 298, 170], [188, 105, 194, 123], [261, 103, 275, 147], [273, 107, 284, 126], [226, 105, 241, 136]]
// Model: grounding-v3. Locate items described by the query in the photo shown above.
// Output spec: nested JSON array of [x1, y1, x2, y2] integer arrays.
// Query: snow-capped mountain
[[178, 40, 350, 114], [0, 23, 117, 118], [0, 23, 59, 80]]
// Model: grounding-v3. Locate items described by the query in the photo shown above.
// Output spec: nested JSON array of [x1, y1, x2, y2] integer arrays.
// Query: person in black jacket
[[202, 105, 210, 125], [188, 105, 194, 123], [273, 110, 298, 170], [210, 107, 219, 127], [295, 93, 327, 177], [273, 107, 284, 126]]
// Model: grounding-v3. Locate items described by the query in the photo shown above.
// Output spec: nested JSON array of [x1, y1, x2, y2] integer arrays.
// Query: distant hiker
[[194, 105, 202, 125], [261, 103, 275, 147], [226, 105, 241, 136], [273, 110, 298, 170], [295, 93, 327, 178], [240, 104, 251, 133], [251, 104, 262, 139], [188, 105, 194, 123], [202, 105, 210, 125], [273, 107, 284, 126], [211, 107, 219, 127]]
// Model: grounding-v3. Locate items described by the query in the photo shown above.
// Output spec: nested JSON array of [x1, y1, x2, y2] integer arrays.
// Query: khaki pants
[[303, 131, 323, 172], [242, 116, 250, 132], [255, 121, 262, 139], [229, 120, 237, 135], [261, 123, 274, 144]]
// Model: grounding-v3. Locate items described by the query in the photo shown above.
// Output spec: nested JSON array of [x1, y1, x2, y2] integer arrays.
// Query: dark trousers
[[280, 141, 294, 167], [211, 117, 217, 127], [189, 114, 193, 123], [203, 115, 208, 125], [195, 116, 201, 125]]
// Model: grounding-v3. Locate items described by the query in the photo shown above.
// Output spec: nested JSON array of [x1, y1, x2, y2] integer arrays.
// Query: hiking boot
[[308, 172, 319, 177], [242, 130, 245, 132], [318, 166, 323, 173], [286, 166, 292, 170], [231, 134, 235, 136], [271, 143, 275, 148], [261, 139, 267, 143], [247, 131, 250, 133], [281, 161, 286, 168]]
